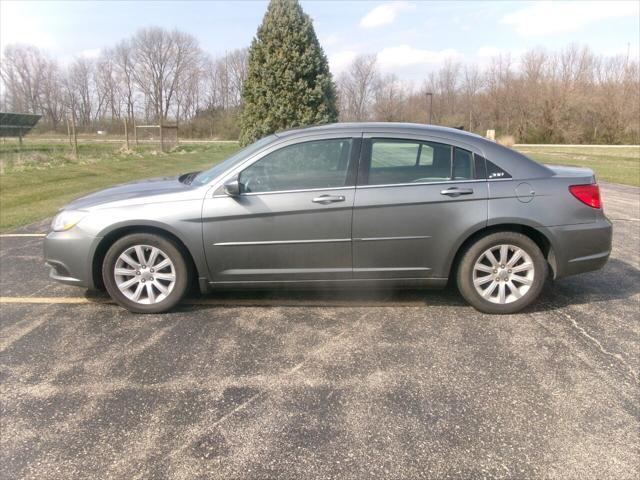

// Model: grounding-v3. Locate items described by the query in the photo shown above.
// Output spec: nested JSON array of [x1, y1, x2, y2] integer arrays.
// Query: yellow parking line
[[0, 296, 425, 307], [0, 296, 99, 304], [0, 233, 47, 237]]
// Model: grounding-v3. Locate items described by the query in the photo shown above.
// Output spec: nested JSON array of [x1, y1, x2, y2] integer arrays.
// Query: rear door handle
[[312, 195, 346, 204], [440, 187, 474, 197]]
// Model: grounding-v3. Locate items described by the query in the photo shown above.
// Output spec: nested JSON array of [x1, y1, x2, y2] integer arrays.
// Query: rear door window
[[453, 147, 473, 180], [364, 139, 474, 185]]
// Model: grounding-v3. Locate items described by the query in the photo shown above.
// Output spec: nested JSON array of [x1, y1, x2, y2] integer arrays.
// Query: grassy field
[[514, 145, 640, 186], [0, 141, 239, 231], [0, 140, 638, 232]]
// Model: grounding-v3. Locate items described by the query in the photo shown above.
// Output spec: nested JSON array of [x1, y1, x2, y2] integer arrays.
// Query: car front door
[[352, 133, 489, 280], [202, 135, 360, 283]]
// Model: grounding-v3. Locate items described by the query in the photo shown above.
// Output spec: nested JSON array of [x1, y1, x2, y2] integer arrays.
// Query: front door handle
[[440, 187, 474, 197], [312, 195, 346, 204]]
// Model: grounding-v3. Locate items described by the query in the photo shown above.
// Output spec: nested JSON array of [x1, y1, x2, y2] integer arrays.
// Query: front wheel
[[456, 232, 548, 314], [102, 233, 189, 313]]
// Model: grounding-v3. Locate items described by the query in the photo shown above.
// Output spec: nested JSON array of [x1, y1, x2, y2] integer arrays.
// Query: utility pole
[[425, 92, 433, 125]]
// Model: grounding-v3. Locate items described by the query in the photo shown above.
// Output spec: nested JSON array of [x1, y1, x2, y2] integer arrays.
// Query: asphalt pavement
[[0, 183, 638, 479]]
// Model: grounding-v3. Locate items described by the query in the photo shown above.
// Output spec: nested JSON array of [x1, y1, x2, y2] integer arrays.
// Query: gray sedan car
[[44, 123, 612, 314]]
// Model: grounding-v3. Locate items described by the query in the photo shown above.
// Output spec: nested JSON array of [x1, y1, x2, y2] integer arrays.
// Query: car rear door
[[202, 135, 360, 283], [352, 133, 489, 280]]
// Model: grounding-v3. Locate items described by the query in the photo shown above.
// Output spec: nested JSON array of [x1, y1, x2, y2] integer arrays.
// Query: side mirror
[[223, 178, 241, 197]]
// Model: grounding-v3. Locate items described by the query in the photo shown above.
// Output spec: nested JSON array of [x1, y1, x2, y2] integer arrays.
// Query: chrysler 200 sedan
[[44, 123, 612, 314]]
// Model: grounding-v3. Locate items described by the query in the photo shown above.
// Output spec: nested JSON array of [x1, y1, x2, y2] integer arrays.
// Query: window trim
[[239, 185, 354, 197], [356, 178, 486, 190]]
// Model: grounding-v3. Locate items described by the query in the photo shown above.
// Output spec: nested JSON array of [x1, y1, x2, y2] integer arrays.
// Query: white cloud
[[501, 1, 639, 36], [329, 50, 359, 75], [477, 46, 507, 58], [79, 48, 101, 59], [360, 1, 411, 28], [320, 33, 341, 48], [377, 45, 461, 70]]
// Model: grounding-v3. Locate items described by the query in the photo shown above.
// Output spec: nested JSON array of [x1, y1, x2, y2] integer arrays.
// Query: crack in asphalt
[[557, 310, 640, 385]]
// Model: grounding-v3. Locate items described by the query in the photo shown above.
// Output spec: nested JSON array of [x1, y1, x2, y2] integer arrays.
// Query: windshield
[[192, 135, 277, 186]]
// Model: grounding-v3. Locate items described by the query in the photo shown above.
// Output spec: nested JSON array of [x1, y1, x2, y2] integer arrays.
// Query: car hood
[[63, 175, 200, 211]]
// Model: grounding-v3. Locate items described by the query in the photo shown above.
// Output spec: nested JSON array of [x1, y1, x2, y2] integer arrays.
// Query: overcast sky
[[1, 0, 638, 81]]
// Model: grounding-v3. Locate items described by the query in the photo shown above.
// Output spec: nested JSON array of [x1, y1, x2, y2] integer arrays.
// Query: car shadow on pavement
[[83, 257, 637, 313], [194, 286, 467, 308], [186, 256, 638, 313]]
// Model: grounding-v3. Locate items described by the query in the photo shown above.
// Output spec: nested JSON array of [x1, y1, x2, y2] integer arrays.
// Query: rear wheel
[[456, 231, 547, 314], [102, 233, 189, 313]]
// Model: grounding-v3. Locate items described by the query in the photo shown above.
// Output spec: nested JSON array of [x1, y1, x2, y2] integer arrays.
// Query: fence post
[[66, 119, 72, 147], [134, 119, 139, 147], [159, 121, 164, 152], [124, 118, 130, 150], [71, 116, 78, 159]]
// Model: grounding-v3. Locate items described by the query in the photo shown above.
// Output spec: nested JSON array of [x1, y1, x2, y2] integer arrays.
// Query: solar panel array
[[0, 112, 42, 137]]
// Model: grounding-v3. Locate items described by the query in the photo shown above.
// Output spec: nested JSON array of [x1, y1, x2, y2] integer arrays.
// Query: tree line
[[1, 29, 248, 139], [1, 29, 638, 143], [338, 46, 639, 144]]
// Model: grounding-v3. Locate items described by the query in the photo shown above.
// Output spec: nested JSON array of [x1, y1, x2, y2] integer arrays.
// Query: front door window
[[239, 138, 353, 193]]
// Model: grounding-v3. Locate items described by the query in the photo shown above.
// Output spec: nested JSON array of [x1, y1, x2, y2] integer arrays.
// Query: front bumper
[[541, 216, 613, 279], [43, 228, 100, 289]]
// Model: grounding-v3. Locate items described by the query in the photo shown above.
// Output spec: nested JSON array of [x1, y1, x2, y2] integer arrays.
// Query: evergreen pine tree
[[239, 0, 338, 145]]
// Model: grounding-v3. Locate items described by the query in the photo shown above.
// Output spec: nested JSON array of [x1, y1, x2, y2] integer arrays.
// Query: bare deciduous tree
[[462, 64, 483, 130], [1, 45, 49, 114], [338, 54, 378, 121], [113, 39, 137, 123], [65, 57, 95, 126], [373, 74, 406, 121], [132, 27, 203, 123]]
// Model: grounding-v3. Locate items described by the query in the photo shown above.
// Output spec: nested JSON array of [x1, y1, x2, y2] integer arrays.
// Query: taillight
[[569, 184, 601, 209]]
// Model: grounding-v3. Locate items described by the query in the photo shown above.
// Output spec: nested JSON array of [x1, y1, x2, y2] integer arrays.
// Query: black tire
[[456, 231, 548, 314], [102, 233, 189, 313]]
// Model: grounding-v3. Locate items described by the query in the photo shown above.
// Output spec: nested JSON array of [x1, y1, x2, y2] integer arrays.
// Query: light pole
[[425, 92, 433, 124]]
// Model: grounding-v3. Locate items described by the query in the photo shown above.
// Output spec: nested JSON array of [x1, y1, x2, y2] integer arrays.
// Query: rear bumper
[[43, 229, 100, 289], [541, 216, 613, 279]]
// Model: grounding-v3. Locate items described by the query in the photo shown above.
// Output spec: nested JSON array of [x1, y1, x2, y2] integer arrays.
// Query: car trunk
[[546, 164, 596, 183]]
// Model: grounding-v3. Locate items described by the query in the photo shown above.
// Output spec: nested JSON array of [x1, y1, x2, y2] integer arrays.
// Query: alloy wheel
[[472, 244, 535, 304], [114, 245, 176, 305]]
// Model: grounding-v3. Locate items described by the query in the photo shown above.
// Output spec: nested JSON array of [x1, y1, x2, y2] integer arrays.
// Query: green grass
[[514, 146, 640, 187], [0, 142, 239, 231]]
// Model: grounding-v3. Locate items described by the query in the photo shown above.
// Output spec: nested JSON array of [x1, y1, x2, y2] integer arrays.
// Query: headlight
[[51, 210, 86, 232]]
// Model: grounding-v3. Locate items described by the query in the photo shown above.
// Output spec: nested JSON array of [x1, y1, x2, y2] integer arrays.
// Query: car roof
[[274, 122, 552, 179], [275, 122, 485, 143]]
